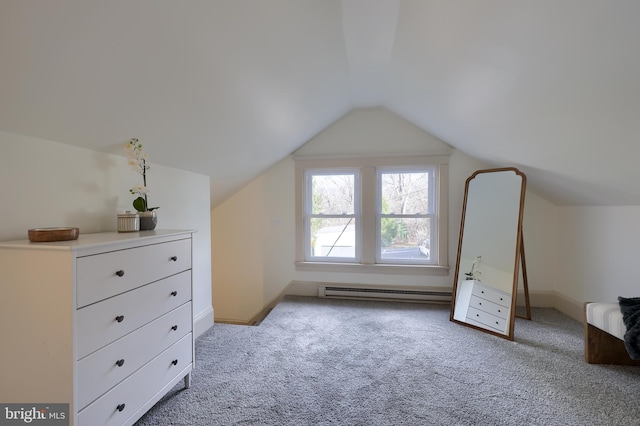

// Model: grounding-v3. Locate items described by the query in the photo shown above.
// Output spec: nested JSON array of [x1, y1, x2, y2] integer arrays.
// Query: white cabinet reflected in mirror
[[450, 168, 530, 340]]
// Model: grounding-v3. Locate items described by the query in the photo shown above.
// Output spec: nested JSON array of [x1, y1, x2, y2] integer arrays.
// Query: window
[[377, 168, 435, 265], [305, 170, 359, 262], [295, 155, 449, 275]]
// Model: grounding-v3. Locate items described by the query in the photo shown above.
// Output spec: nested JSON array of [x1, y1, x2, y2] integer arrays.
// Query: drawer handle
[[116, 403, 126, 412], [116, 359, 125, 367], [171, 359, 178, 366], [115, 315, 125, 323], [170, 256, 178, 262], [171, 291, 178, 297], [171, 325, 178, 331], [115, 270, 125, 277]]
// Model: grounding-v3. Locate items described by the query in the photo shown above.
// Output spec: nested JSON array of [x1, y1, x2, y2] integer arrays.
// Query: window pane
[[380, 172, 429, 214], [311, 218, 355, 258], [380, 217, 431, 261], [311, 174, 355, 215]]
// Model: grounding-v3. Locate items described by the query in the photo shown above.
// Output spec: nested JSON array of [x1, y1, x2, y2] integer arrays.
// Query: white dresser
[[452, 279, 511, 334], [0, 230, 195, 426]]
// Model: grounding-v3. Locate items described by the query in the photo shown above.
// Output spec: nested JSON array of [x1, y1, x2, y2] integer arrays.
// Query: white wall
[[211, 108, 558, 322], [211, 175, 265, 322], [0, 130, 213, 334], [521, 190, 558, 294], [556, 206, 640, 304]]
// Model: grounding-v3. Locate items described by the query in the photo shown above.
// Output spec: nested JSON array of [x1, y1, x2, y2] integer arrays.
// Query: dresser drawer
[[77, 238, 192, 308], [469, 295, 509, 320], [77, 271, 191, 359], [466, 306, 507, 333], [471, 283, 511, 308], [78, 333, 193, 426], [77, 302, 192, 410]]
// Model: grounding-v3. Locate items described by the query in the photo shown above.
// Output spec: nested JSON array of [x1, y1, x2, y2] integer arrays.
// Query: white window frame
[[376, 166, 437, 265], [304, 168, 361, 263], [294, 154, 450, 276]]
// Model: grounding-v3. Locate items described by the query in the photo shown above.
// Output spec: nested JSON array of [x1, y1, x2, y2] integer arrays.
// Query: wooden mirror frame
[[449, 167, 530, 341]]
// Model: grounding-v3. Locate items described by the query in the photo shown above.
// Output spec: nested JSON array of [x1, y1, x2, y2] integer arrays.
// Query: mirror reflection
[[450, 168, 527, 340]]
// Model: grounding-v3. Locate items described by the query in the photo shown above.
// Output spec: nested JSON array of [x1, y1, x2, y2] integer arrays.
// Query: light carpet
[[135, 296, 640, 425]]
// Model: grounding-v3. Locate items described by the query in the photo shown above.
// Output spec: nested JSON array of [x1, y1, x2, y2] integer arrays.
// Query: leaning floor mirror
[[450, 167, 531, 340]]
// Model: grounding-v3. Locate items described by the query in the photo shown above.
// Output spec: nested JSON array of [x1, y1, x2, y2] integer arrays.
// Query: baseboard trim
[[214, 317, 253, 326], [552, 292, 584, 323], [194, 306, 214, 338]]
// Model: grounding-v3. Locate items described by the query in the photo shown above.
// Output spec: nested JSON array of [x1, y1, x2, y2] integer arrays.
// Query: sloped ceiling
[[1, 0, 639, 206]]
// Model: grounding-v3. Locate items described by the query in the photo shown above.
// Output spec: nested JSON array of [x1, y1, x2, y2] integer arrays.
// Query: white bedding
[[586, 302, 626, 340]]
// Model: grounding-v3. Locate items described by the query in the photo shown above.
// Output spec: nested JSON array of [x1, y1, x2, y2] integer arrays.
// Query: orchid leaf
[[133, 196, 147, 212]]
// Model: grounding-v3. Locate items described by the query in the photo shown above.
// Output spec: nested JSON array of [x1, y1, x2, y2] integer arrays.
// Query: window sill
[[294, 261, 450, 276]]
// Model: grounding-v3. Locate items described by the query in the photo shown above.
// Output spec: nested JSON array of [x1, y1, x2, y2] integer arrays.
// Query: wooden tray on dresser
[[28, 227, 79, 242]]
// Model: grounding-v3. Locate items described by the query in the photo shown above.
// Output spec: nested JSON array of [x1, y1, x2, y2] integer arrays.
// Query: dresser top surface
[[0, 229, 194, 252]]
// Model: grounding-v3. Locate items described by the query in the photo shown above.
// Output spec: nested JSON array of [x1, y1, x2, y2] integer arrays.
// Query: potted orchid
[[126, 138, 158, 230]]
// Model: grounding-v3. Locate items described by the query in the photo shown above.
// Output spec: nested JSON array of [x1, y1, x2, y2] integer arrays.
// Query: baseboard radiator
[[318, 285, 451, 303]]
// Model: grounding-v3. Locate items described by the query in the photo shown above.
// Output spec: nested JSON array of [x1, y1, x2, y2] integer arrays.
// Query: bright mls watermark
[[0, 404, 68, 425]]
